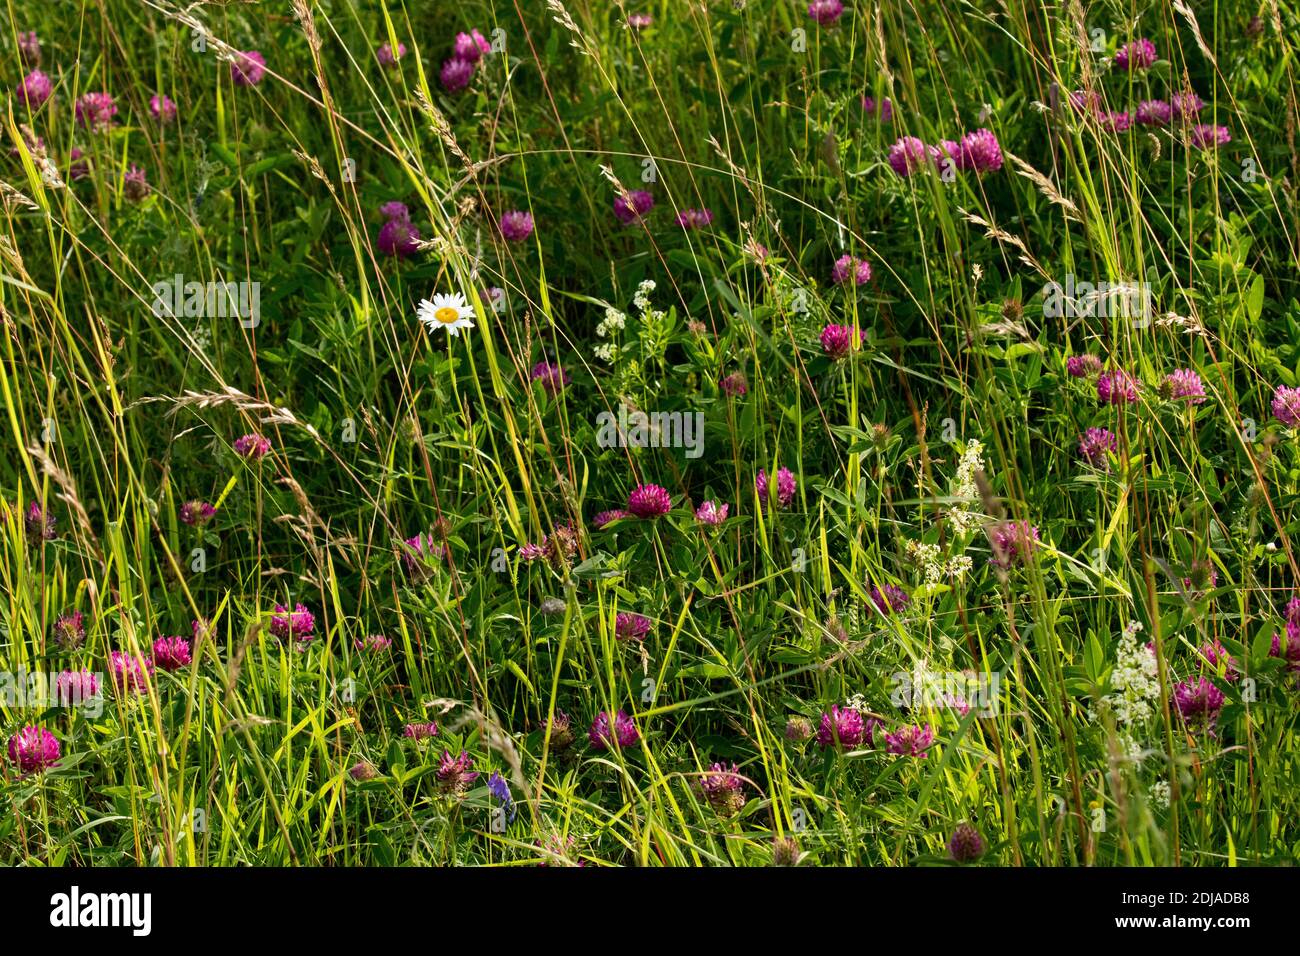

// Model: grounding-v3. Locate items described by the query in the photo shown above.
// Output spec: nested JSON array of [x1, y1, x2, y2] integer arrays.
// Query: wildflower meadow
[[2, 0, 1299, 885]]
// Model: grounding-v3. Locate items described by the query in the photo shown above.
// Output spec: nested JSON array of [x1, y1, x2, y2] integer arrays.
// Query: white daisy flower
[[417, 292, 475, 337]]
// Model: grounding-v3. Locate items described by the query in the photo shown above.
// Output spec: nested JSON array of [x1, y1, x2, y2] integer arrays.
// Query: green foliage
[[0, 0, 1297, 867]]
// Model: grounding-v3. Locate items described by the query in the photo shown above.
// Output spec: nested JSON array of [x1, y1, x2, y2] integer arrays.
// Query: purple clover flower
[[109, 650, 153, 695], [454, 30, 492, 63], [377, 41, 407, 67], [755, 467, 797, 509], [76, 92, 118, 131], [676, 207, 714, 230], [124, 165, 150, 201], [1115, 38, 1157, 71], [698, 763, 746, 814], [230, 51, 267, 87], [1271, 385, 1300, 426], [150, 94, 178, 123], [530, 360, 570, 397], [54, 611, 86, 651], [1169, 91, 1205, 121], [989, 520, 1039, 569], [627, 483, 672, 518], [816, 705, 869, 749], [614, 189, 654, 225], [440, 57, 475, 93], [179, 500, 215, 527], [234, 433, 271, 459], [401, 533, 445, 573], [1135, 100, 1173, 127], [695, 500, 728, 526], [869, 584, 910, 615], [7, 726, 59, 774], [499, 210, 534, 242], [807, 0, 845, 27], [591, 509, 631, 529], [831, 254, 872, 286], [1190, 124, 1231, 150], [614, 612, 651, 642], [436, 750, 479, 795], [1164, 368, 1206, 403], [720, 372, 748, 396], [152, 636, 192, 671], [957, 128, 1003, 173], [884, 723, 935, 757], [355, 634, 392, 654], [861, 95, 893, 121], [1097, 368, 1139, 405], [56, 670, 99, 707], [17, 70, 52, 108], [1198, 640, 1238, 681], [1174, 677, 1225, 725], [1078, 427, 1118, 469], [18, 31, 41, 66], [820, 323, 861, 358], [887, 136, 935, 176], [589, 709, 639, 750], [269, 603, 315, 643], [1066, 354, 1103, 378]]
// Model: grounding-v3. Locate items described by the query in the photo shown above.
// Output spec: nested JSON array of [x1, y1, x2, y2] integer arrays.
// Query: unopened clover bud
[[784, 716, 813, 741], [544, 710, 574, 751], [772, 836, 801, 866], [348, 760, 378, 781], [948, 822, 985, 862]]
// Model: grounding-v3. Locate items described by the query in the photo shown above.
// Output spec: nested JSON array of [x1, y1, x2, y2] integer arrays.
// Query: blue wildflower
[[487, 770, 516, 821]]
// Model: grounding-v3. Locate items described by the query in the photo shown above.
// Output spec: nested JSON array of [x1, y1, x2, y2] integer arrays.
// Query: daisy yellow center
[[434, 306, 460, 324]]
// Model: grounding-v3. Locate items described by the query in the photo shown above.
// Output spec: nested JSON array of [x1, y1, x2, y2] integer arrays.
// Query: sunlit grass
[[0, 0, 1296, 866]]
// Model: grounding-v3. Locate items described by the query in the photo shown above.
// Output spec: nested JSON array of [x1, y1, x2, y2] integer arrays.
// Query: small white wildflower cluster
[[845, 692, 869, 711], [1117, 735, 1146, 763], [1092, 622, 1160, 761], [946, 440, 986, 534], [1151, 779, 1171, 810], [633, 278, 656, 313], [595, 280, 663, 364], [595, 305, 626, 363], [633, 279, 670, 356], [1109, 622, 1160, 724], [905, 540, 973, 593]]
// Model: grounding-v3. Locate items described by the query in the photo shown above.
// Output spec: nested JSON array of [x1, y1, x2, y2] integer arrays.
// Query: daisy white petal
[[417, 292, 476, 336]]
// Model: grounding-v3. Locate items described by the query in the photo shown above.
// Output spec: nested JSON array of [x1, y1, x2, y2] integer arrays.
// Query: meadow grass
[[0, 0, 1297, 866]]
